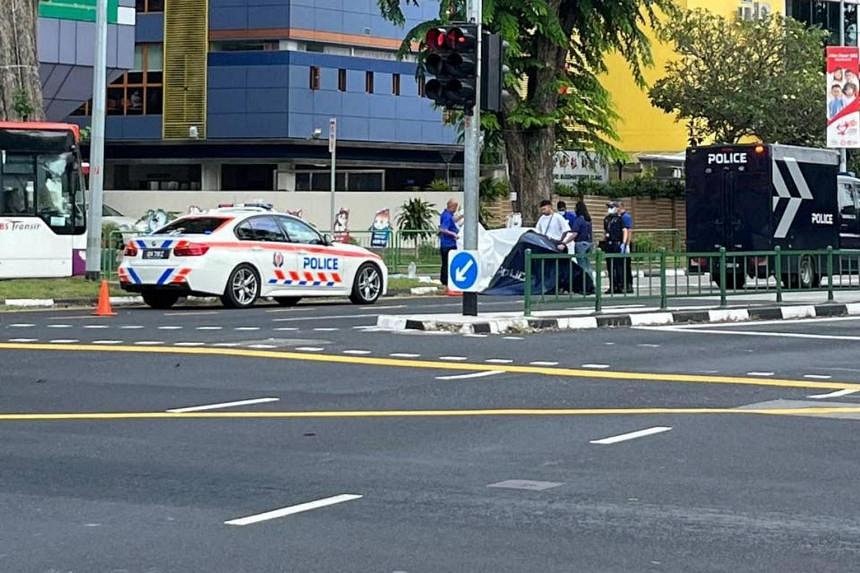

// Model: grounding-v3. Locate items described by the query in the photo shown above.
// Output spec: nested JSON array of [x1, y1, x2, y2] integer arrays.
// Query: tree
[[649, 10, 827, 147], [0, 0, 44, 121], [378, 0, 672, 224]]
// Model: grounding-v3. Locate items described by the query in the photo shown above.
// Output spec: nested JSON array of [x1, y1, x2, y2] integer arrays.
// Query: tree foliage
[[649, 10, 827, 147], [377, 0, 673, 223]]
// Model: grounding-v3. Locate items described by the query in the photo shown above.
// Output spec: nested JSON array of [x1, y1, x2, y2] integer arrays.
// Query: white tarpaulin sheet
[[457, 225, 533, 292]]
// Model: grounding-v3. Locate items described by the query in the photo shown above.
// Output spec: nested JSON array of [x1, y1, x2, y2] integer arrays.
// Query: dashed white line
[[120, 325, 144, 330], [8, 323, 34, 328], [390, 353, 420, 358], [213, 342, 241, 347], [224, 494, 363, 527], [134, 341, 164, 346], [8, 338, 37, 342], [83, 325, 109, 329], [464, 334, 488, 338], [637, 344, 660, 348], [92, 340, 123, 345], [196, 326, 223, 331], [530, 361, 559, 366], [439, 356, 468, 361], [503, 336, 524, 341], [158, 326, 182, 330], [485, 358, 513, 364], [807, 388, 858, 399], [343, 350, 371, 355], [590, 426, 673, 445], [274, 327, 299, 331], [746, 372, 775, 377], [49, 339, 79, 344], [174, 342, 206, 347], [803, 374, 833, 380], [248, 344, 278, 349], [47, 324, 72, 329], [582, 364, 610, 369], [167, 397, 280, 413], [313, 328, 340, 332], [295, 346, 325, 352], [235, 327, 261, 331], [436, 371, 504, 381]]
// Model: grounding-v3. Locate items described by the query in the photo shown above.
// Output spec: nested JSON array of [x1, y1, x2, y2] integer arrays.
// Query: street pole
[[841, 0, 848, 172], [462, 0, 482, 316], [85, 0, 108, 280], [329, 117, 337, 232]]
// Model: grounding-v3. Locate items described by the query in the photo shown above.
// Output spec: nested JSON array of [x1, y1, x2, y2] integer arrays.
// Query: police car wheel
[[275, 297, 302, 307], [142, 291, 179, 310], [350, 263, 382, 304], [221, 264, 260, 309]]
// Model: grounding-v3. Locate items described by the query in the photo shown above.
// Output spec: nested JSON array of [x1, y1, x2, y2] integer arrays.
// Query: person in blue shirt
[[557, 200, 577, 231], [618, 200, 634, 293], [438, 198, 461, 291], [569, 199, 594, 281]]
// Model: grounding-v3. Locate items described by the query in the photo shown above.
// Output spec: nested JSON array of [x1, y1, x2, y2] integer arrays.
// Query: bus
[[0, 122, 87, 279]]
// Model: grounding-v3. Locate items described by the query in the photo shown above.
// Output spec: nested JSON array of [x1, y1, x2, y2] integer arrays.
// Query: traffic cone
[[445, 284, 462, 297], [93, 280, 116, 317]]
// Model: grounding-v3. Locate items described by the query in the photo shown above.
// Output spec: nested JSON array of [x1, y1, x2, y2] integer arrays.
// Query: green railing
[[523, 246, 860, 316]]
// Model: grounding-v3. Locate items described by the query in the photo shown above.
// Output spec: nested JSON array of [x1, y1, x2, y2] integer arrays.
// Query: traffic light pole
[[85, 0, 108, 280], [462, 0, 482, 316]]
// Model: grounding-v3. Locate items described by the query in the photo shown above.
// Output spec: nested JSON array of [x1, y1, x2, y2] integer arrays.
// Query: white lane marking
[[196, 326, 223, 331], [582, 364, 610, 369], [807, 388, 858, 399], [47, 324, 72, 329], [134, 341, 164, 346], [530, 361, 559, 366], [92, 340, 123, 345], [464, 334, 488, 338], [235, 327, 260, 331], [439, 356, 468, 361], [248, 344, 277, 349], [803, 374, 833, 380], [604, 342, 616, 346], [9, 338, 38, 342], [158, 326, 182, 330], [663, 315, 860, 329], [120, 325, 144, 330], [503, 336, 524, 341], [313, 328, 340, 332], [485, 358, 513, 364], [646, 327, 860, 342], [637, 344, 660, 348], [343, 350, 371, 355], [83, 325, 109, 329], [49, 339, 79, 344], [273, 314, 376, 322], [175, 342, 206, 347], [295, 346, 325, 352], [590, 426, 673, 445], [213, 342, 241, 347], [167, 397, 280, 413], [274, 327, 299, 331], [352, 325, 376, 329], [361, 305, 405, 310], [747, 372, 775, 377], [390, 353, 420, 358], [436, 370, 504, 381], [8, 323, 35, 328], [225, 494, 362, 527]]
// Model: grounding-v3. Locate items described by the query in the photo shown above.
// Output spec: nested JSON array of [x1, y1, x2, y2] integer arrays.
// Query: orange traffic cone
[[93, 280, 116, 317]]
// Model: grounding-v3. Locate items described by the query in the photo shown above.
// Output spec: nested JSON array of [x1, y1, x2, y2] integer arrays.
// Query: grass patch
[[0, 278, 125, 301], [388, 277, 440, 294]]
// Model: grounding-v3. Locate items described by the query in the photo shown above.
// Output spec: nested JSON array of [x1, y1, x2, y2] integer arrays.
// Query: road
[[1, 295, 860, 572]]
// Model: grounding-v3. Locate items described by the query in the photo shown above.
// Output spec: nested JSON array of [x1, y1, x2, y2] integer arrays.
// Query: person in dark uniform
[[618, 200, 634, 293], [603, 202, 625, 294]]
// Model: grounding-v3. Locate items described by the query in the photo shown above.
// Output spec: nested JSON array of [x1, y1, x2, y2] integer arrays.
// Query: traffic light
[[422, 24, 479, 112], [480, 31, 508, 113]]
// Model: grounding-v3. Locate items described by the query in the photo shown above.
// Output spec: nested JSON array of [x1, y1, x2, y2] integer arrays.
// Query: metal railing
[[524, 246, 860, 316]]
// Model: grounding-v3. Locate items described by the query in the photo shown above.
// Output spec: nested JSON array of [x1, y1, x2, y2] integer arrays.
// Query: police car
[[118, 207, 388, 309]]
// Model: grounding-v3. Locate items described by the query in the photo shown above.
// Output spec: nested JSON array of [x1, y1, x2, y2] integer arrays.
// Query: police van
[[686, 143, 860, 289]]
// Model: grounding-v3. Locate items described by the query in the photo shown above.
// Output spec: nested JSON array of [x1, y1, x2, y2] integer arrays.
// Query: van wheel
[[799, 256, 820, 288], [142, 291, 179, 309], [711, 270, 745, 290], [275, 297, 301, 307], [350, 263, 382, 304], [221, 264, 260, 309]]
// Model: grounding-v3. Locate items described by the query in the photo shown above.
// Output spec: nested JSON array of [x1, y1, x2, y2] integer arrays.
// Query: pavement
[[2, 295, 860, 571]]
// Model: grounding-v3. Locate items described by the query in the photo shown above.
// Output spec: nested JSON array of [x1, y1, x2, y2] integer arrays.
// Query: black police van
[[686, 143, 860, 288]]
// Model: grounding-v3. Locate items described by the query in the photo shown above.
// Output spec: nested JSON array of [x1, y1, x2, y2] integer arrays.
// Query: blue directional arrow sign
[[448, 250, 481, 292]]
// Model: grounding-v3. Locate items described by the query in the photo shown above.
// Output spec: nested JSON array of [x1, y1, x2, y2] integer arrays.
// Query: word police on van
[[707, 152, 748, 165]]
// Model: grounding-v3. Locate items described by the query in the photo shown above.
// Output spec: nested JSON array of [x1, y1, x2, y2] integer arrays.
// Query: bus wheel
[[711, 270, 745, 290], [142, 291, 180, 309], [799, 256, 820, 288]]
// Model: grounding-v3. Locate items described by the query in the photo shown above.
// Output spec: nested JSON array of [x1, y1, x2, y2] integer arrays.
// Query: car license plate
[[143, 249, 169, 260]]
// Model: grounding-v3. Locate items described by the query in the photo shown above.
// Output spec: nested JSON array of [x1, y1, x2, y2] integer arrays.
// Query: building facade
[[46, 0, 462, 228]]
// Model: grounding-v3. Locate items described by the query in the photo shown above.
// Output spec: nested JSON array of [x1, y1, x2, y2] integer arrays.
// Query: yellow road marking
[[0, 407, 858, 422], [0, 342, 858, 392]]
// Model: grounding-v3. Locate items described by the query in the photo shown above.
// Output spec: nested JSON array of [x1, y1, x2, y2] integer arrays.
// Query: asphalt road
[[1, 295, 860, 572]]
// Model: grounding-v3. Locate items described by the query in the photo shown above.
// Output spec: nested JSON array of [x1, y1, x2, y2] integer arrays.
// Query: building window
[[222, 164, 276, 192], [392, 73, 401, 96], [338, 69, 347, 92], [73, 43, 163, 116], [295, 170, 384, 192], [136, 0, 164, 13], [365, 71, 374, 94], [418, 76, 426, 97], [210, 40, 279, 52], [310, 66, 321, 90]]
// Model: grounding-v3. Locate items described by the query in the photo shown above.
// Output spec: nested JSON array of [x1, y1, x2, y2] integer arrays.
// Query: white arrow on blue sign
[[448, 250, 481, 292]]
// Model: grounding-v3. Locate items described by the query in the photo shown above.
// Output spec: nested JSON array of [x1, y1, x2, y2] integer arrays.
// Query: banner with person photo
[[827, 46, 860, 148]]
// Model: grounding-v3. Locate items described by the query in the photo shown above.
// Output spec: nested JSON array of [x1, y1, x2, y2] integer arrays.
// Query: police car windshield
[[152, 217, 228, 235]]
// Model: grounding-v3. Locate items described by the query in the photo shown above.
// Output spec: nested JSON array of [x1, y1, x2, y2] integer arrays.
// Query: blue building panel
[[210, 0, 291, 30], [209, 88, 248, 114], [135, 13, 163, 43]]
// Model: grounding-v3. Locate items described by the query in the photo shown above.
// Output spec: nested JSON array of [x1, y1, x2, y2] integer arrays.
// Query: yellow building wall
[[602, 0, 784, 154]]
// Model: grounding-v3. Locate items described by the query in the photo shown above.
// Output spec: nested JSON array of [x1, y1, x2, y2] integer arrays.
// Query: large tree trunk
[[505, 127, 556, 227], [0, 0, 44, 121]]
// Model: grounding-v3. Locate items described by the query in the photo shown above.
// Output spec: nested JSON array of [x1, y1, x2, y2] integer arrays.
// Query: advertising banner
[[826, 47, 860, 148]]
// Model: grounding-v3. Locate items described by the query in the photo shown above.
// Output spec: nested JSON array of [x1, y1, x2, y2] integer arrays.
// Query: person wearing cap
[[603, 201, 625, 293], [618, 200, 634, 293]]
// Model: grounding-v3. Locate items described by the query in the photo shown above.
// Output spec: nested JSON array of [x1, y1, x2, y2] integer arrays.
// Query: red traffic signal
[[421, 23, 479, 111]]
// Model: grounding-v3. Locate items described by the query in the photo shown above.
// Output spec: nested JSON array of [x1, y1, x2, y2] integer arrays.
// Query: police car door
[[276, 216, 339, 292], [241, 215, 291, 292]]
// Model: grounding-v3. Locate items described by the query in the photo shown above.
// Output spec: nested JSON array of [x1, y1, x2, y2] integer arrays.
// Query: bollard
[[659, 248, 667, 310], [775, 246, 783, 303], [827, 246, 834, 301], [719, 247, 727, 308], [595, 249, 604, 313], [524, 249, 532, 316]]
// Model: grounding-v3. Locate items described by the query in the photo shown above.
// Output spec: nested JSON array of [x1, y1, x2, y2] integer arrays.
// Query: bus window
[[0, 154, 36, 215], [36, 152, 75, 233]]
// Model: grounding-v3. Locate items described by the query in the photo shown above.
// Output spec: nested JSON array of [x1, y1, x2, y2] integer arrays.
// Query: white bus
[[0, 122, 87, 279]]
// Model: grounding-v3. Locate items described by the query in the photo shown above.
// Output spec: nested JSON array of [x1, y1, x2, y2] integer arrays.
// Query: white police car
[[118, 207, 388, 309]]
